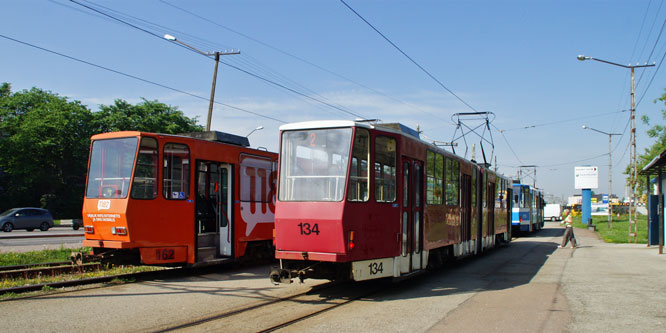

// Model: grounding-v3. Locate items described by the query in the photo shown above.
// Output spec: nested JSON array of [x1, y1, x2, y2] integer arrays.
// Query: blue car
[[0, 208, 54, 232]]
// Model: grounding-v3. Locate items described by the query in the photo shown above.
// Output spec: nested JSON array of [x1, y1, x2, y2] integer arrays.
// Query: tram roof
[[279, 120, 373, 131], [279, 120, 420, 139]]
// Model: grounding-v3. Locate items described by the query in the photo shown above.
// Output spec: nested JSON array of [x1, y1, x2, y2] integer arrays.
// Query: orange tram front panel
[[272, 121, 513, 284], [82, 131, 277, 266]]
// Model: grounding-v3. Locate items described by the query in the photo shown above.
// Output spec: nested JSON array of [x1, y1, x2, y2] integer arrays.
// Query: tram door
[[218, 165, 232, 256], [461, 174, 472, 244], [400, 158, 424, 274], [196, 161, 233, 259]]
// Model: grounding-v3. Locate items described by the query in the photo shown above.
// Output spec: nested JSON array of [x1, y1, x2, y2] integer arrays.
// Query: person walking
[[559, 209, 577, 248]]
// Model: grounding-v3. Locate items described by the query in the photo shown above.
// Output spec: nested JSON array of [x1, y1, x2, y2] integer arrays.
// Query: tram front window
[[279, 128, 352, 201], [86, 137, 139, 199]]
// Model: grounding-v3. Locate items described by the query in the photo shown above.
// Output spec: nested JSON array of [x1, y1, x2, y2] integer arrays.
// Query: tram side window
[[163, 143, 190, 200], [374, 136, 397, 203], [521, 187, 528, 208], [426, 151, 443, 205], [348, 129, 369, 202], [131, 137, 158, 199], [240, 155, 274, 203], [445, 158, 460, 205]]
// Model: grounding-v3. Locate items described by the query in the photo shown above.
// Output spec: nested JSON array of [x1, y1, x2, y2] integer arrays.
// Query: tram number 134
[[368, 262, 384, 275], [297, 222, 320, 235]]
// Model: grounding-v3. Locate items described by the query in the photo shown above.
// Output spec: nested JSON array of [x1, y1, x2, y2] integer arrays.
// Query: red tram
[[271, 121, 512, 283], [81, 131, 277, 266]]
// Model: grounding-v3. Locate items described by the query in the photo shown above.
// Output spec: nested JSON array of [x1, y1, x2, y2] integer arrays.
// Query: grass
[[0, 265, 161, 291], [571, 214, 648, 244], [0, 246, 91, 266]]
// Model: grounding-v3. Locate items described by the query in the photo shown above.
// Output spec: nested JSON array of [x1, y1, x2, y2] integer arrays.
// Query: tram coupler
[[70, 251, 100, 265], [269, 267, 293, 285]]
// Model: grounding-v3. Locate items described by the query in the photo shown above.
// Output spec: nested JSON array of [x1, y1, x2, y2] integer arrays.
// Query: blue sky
[[2, 0, 665, 200]]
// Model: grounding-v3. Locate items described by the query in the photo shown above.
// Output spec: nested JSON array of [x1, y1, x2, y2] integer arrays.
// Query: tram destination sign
[[574, 166, 598, 189]]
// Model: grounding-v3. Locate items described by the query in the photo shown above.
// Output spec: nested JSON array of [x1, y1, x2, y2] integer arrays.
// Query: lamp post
[[582, 125, 621, 228], [577, 55, 655, 242], [246, 125, 264, 138], [164, 34, 240, 131]]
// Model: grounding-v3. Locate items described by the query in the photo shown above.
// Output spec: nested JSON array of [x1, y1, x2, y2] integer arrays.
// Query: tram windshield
[[86, 137, 139, 199], [279, 127, 353, 201]]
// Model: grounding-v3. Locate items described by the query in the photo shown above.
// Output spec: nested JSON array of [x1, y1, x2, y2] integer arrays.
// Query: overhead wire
[[72, 0, 355, 119], [0, 33, 286, 124], [69, 0, 368, 120], [339, 0, 478, 113], [157, 0, 451, 124]]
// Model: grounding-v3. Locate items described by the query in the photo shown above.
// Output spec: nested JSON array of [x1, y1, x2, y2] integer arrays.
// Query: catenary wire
[[158, 0, 452, 124], [339, 0, 479, 113], [69, 0, 368, 120], [0, 34, 286, 124]]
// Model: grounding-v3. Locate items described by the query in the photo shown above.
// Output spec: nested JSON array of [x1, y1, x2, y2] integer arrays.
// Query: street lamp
[[577, 54, 655, 242], [164, 34, 240, 131], [246, 125, 264, 138], [582, 124, 621, 228]]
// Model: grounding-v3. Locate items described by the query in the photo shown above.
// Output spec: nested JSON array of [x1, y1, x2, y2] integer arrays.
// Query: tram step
[[197, 233, 218, 248], [197, 246, 218, 262]]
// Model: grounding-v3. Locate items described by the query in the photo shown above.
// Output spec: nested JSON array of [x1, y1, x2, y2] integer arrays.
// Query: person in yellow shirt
[[559, 209, 577, 248]]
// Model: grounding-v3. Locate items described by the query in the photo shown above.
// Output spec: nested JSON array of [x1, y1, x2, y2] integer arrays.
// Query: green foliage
[[93, 98, 203, 134], [572, 214, 648, 244], [0, 85, 93, 217], [0, 83, 202, 218], [0, 247, 90, 266]]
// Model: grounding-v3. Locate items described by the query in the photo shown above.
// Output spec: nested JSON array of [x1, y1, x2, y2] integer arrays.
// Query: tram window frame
[[163, 142, 191, 200], [240, 154, 274, 204], [374, 135, 397, 203], [131, 137, 159, 200], [347, 128, 370, 202], [426, 150, 443, 205], [445, 158, 460, 206]]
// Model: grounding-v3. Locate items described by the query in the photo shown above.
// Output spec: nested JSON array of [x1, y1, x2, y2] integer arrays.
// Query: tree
[[0, 84, 94, 218], [628, 88, 666, 196], [93, 98, 203, 134], [0, 83, 203, 218]]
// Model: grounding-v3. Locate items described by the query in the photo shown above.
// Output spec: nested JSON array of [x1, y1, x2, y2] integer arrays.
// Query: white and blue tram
[[511, 182, 544, 234]]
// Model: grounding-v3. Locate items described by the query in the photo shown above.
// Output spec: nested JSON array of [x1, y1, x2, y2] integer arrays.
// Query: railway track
[[157, 279, 393, 332]]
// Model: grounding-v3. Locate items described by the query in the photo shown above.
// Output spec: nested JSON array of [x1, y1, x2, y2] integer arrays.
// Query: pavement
[[0, 222, 664, 332]]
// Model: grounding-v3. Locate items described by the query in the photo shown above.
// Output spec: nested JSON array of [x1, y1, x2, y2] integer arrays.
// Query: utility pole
[[164, 34, 240, 131], [577, 55, 655, 242]]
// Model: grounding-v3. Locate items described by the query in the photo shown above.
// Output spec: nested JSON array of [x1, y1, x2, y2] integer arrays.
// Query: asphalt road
[[0, 227, 84, 252], [1, 222, 664, 332]]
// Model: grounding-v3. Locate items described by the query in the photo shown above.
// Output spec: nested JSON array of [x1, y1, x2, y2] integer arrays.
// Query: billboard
[[575, 166, 598, 189]]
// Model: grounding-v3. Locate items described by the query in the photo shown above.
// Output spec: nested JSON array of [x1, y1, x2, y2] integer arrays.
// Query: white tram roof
[[279, 120, 373, 131], [279, 120, 420, 140]]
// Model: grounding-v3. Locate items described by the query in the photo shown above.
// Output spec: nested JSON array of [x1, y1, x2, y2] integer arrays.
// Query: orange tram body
[[271, 120, 513, 283], [82, 131, 277, 266]]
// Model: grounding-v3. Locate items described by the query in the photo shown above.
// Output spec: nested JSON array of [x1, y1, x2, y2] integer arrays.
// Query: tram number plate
[[297, 222, 320, 235], [352, 257, 393, 281], [156, 249, 175, 260]]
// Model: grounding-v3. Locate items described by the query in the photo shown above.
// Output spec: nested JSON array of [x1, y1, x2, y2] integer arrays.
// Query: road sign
[[575, 166, 598, 189]]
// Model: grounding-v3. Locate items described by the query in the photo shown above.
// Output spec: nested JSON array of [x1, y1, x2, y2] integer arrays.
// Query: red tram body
[[272, 121, 512, 283], [81, 131, 277, 266]]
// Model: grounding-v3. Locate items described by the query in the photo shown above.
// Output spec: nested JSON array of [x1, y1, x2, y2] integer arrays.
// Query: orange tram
[[271, 120, 513, 283], [82, 131, 277, 266]]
